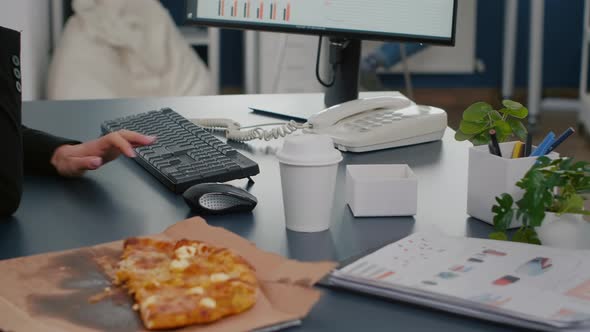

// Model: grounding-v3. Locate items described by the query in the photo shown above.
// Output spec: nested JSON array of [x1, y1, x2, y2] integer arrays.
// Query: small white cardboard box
[[346, 164, 418, 217], [467, 141, 559, 227]]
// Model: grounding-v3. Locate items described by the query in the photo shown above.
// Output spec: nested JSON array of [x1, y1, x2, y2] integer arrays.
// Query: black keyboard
[[101, 108, 260, 193]]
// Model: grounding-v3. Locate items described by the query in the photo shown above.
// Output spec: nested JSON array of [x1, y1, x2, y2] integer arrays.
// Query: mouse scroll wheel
[[199, 194, 245, 211]]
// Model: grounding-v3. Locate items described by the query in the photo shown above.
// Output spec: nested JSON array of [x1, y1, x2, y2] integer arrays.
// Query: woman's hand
[[51, 130, 156, 177]]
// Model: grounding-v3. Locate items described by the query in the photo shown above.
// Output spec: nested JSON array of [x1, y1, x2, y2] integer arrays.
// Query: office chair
[[359, 43, 428, 100]]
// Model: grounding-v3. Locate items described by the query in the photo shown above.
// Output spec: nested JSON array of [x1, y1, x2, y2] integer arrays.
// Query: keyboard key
[[166, 146, 193, 155], [169, 171, 185, 178], [154, 161, 169, 168], [161, 167, 178, 175]]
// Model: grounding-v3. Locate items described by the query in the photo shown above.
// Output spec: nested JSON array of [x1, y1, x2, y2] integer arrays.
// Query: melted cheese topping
[[199, 297, 216, 309], [210, 273, 230, 283], [141, 295, 157, 309], [187, 286, 205, 295], [170, 258, 190, 271], [175, 245, 197, 259], [169, 245, 199, 271]]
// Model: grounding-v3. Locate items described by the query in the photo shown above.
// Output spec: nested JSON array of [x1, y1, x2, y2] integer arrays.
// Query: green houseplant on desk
[[454, 100, 528, 145], [457, 100, 535, 226], [491, 156, 590, 247]]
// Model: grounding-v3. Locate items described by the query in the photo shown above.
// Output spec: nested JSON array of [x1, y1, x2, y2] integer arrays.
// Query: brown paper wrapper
[[0, 217, 336, 332]]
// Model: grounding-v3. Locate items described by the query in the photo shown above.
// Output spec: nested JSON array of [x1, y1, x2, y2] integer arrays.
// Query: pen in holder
[[467, 141, 559, 228]]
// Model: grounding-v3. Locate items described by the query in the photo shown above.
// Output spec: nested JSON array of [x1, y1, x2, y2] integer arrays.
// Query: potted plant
[[490, 156, 590, 247], [457, 100, 535, 225], [454, 100, 528, 145]]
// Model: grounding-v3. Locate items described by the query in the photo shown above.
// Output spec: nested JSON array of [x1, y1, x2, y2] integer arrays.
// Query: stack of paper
[[330, 232, 590, 331]]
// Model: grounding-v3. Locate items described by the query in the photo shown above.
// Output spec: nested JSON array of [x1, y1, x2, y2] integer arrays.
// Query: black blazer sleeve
[[0, 26, 24, 216], [22, 126, 80, 175], [1, 26, 79, 216]]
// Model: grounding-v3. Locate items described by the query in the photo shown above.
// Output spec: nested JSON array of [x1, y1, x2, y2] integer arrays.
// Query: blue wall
[[382, 0, 584, 89], [160, 0, 185, 24], [162, 0, 584, 90]]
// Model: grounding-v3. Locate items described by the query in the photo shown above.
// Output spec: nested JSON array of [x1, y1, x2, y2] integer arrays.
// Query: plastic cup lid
[[276, 134, 343, 166]]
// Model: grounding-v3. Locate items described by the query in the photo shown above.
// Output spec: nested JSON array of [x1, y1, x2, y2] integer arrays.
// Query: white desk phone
[[192, 96, 447, 153]]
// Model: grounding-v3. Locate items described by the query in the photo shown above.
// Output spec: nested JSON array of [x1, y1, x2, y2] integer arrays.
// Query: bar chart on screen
[[215, 0, 292, 21], [199, 0, 454, 39]]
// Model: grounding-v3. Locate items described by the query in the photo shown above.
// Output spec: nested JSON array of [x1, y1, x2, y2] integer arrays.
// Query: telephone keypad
[[344, 106, 425, 133]]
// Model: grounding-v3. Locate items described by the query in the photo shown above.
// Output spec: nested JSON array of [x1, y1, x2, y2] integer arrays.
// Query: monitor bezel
[[185, 0, 458, 46]]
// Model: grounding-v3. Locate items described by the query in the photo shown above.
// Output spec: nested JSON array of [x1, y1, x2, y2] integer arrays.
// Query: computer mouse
[[182, 183, 257, 215]]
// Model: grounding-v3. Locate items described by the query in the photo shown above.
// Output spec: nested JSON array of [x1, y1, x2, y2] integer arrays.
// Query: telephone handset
[[192, 96, 447, 153], [307, 96, 411, 130]]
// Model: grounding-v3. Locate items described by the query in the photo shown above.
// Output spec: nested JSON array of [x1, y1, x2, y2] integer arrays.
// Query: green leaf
[[556, 193, 586, 214], [459, 120, 487, 135], [492, 194, 514, 232], [501, 100, 529, 119], [463, 102, 493, 122], [512, 227, 541, 245], [502, 100, 524, 110], [499, 107, 529, 119], [516, 170, 552, 227], [511, 228, 527, 243], [493, 120, 512, 142], [571, 161, 590, 172], [454, 130, 473, 141], [533, 156, 552, 170], [489, 232, 508, 241], [507, 118, 528, 141], [471, 132, 491, 146], [489, 110, 503, 122]]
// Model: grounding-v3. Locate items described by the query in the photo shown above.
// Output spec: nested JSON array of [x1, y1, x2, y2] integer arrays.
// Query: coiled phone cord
[[191, 118, 310, 142]]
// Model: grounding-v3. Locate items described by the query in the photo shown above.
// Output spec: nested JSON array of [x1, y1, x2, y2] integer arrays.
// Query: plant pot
[[536, 212, 590, 250], [467, 142, 559, 227]]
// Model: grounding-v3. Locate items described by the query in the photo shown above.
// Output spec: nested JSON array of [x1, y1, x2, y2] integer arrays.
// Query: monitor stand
[[324, 38, 361, 108]]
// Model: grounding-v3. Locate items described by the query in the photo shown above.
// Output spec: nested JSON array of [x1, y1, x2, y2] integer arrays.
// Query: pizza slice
[[114, 237, 258, 330]]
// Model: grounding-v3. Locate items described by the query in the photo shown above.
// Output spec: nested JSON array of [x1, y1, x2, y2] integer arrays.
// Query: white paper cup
[[276, 135, 343, 232]]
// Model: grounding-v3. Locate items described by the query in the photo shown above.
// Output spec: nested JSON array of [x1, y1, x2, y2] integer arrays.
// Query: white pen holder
[[467, 141, 559, 228]]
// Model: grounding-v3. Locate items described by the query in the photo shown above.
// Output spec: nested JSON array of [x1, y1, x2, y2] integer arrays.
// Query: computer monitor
[[185, 0, 457, 106]]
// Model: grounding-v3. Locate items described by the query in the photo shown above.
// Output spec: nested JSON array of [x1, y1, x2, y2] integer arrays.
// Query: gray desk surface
[[0, 93, 527, 331]]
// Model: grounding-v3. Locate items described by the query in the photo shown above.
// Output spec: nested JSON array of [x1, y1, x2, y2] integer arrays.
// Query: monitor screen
[[186, 0, 457, 45]]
